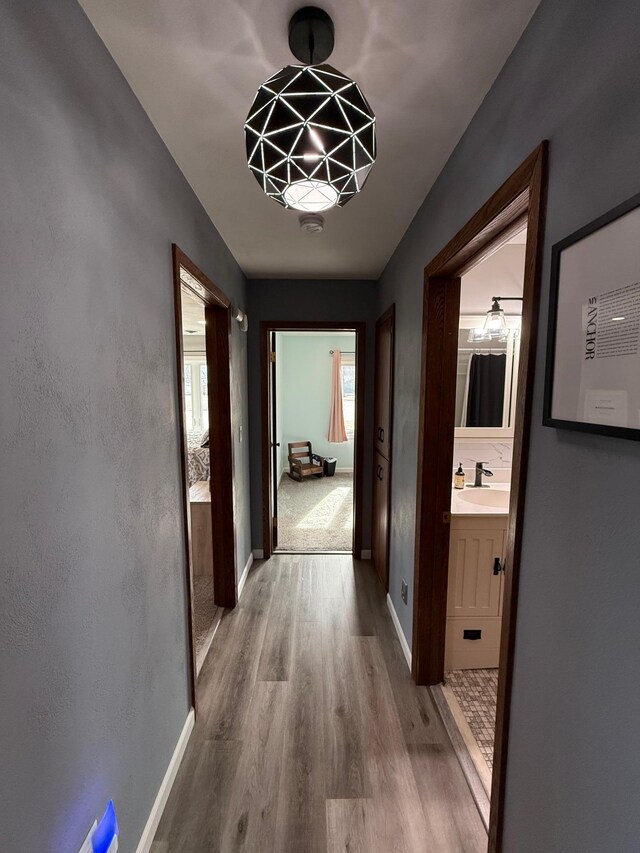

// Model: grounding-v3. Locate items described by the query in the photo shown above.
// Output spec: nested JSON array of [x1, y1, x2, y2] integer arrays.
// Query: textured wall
[[246, 279, 379, 551], [378, 0, 640, 849], [0, 3, 250, 852]]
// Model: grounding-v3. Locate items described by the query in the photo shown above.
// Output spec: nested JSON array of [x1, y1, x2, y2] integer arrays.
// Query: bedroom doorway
[[172, 246, 237, 702], [260, 322, 366, 559]]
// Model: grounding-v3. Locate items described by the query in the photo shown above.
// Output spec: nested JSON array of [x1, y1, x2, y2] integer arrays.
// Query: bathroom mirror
[[455, 316, 521, 438]]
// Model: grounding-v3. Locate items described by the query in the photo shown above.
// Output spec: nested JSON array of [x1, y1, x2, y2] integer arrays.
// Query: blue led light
[[91, 801, 118, 853]]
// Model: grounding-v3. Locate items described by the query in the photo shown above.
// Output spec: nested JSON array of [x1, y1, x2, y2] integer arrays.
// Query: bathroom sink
[[456, 487, 510, 511]]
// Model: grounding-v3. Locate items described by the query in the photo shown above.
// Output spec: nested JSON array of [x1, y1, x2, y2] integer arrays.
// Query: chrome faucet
[[472, 462, 494, 487]]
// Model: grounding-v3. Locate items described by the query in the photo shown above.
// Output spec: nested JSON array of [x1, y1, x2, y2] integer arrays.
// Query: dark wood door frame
[[260, 320, 366, 560], [411, 143, 548, 852], [372, 303, 395, 591], [172, 245, 238, 708]]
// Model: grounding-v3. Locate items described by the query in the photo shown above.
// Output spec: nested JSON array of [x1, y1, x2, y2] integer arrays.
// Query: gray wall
[[379, 0, 640, 849], [246, 279, 379, 551], [0, 3, 251, 852]]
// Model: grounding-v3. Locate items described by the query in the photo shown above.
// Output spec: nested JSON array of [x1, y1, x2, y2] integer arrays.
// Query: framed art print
[[543, 192, 640, 441]]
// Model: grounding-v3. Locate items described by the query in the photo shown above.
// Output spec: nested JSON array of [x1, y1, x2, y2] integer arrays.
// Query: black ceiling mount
[[288, 7, 335, 65]]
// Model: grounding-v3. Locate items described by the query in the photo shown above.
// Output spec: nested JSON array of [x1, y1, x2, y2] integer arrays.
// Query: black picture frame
[[543, 191, 640, 441]]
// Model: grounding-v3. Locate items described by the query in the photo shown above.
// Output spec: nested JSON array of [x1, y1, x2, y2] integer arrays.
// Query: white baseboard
[[252, 548, 264, 560], [335, 467, 354, 474], [386, 593, 412, 671], [135, 708, 195, 853], [360, 549, 372, 560], [238, 552, 253, 599]]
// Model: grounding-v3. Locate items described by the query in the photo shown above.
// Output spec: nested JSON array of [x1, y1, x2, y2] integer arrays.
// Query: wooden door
[[374, 306, 395, 460], [269, 331, 278, 549], [372, 450, 391, 589]]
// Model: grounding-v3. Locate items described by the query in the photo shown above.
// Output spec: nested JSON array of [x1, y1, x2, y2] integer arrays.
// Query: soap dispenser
[[454, 463, 465, 490]]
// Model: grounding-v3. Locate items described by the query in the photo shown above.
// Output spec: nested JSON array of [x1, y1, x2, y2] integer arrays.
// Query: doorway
[[260, 321, 365, 559], [435, 225, 526, 822], [411, 144, 547, 851], [172, 246, 237, 700]]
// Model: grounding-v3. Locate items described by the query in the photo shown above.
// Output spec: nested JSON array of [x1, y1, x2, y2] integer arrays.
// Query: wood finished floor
[[152, 554, 487, 853]]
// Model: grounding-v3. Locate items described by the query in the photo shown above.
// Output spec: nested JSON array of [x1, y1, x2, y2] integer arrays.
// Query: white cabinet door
[[447, 524, 505, 619]]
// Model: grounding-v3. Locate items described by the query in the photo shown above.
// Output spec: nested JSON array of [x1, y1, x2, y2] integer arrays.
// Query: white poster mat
[[550, 205, 640, 429]]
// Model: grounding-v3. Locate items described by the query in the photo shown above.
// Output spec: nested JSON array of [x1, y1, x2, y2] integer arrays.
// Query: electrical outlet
[[401, 578, 408, 604], [78, 821, 97, 853]]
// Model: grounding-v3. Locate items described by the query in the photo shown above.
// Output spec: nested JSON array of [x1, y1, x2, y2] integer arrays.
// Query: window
[[341, 356, 356, 441], [199, 364, 209, 431], [183, 355, 208, 433]]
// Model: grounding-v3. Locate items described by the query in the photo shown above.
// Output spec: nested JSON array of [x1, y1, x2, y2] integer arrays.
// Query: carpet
[[276, 472, 353, 551]]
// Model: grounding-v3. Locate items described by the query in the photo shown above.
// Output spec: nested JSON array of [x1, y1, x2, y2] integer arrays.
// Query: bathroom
[[436, 225, 526, 804]]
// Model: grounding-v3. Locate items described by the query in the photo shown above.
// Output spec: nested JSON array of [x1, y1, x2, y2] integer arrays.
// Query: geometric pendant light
[[244, 7, 376, 213]]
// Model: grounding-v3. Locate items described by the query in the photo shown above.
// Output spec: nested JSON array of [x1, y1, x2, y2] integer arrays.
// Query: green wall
[[279, 333, 356, 474]]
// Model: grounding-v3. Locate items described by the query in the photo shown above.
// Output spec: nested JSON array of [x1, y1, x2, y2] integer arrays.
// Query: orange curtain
[[328, 349, 348, 442]]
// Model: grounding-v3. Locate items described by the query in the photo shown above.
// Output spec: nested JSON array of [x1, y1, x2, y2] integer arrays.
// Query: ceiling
[[79, 0, 540, 279], [181, 286, 205, 334], [460, 233, 526, 315]]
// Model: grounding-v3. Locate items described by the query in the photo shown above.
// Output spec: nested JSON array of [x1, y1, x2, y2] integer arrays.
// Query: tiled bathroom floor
[[446, 668, 498, 768]]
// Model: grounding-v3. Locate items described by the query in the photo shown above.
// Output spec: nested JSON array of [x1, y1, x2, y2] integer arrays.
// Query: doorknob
[[493, 557, 503, 575]]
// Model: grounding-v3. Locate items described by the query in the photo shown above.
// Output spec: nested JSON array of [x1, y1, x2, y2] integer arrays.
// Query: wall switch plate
[[401, 579, 408, 604], [78, 820, 97, 853]]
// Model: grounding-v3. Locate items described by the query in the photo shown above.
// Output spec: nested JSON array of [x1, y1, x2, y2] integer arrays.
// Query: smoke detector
[[299, 213, 325, 234]]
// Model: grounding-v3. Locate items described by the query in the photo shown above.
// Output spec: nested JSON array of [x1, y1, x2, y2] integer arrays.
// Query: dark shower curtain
[[465, 353, 506, 427]]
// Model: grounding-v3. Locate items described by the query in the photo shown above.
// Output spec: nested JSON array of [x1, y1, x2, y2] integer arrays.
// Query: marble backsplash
[[452, 438, 513, 483]]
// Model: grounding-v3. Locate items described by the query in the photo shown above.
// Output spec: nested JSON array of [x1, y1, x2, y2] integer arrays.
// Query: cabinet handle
[[493, 557, 502, 575], [380, 427, 385, 442]]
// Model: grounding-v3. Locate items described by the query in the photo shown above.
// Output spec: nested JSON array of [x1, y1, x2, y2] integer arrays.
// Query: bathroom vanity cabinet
[[445, 514, 507, 670]]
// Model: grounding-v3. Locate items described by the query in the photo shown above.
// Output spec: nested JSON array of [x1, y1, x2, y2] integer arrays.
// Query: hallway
[[152, 555, 487, 852]]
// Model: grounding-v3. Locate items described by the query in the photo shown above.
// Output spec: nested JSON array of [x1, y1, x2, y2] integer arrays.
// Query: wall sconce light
[[469, 296, 523, 342], [232, 306, 249, 333]]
